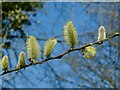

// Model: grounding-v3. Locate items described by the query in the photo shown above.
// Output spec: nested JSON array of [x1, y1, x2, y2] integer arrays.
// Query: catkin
[[26, 35, 41, 63], [64, 21, 78, 49], [17, 51, 26, 68], [1, 55, 8, 71], [98, 26, 106, 42], [44, 38, 57, 58], [83, 46, 96, 59]]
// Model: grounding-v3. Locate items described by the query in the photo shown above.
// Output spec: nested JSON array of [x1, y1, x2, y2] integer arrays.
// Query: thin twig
[[0, 33, 119, 76], [2, 35, 63, 43]]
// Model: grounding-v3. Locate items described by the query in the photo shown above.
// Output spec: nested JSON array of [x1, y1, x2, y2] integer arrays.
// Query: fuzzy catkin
[[64, 21, 78, 49], [44, 38, 57, 58], [1, 55, 8, 71], [17, 51, 26, 68], [26, 35, 41, 63], [83, 46, 96, 59]]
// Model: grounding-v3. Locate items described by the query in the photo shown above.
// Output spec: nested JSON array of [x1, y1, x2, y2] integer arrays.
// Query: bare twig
[[0, 32, 119, 76]]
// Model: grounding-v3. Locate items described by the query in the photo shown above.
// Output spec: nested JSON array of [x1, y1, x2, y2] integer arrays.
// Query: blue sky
[[1, 2, 119, 88]]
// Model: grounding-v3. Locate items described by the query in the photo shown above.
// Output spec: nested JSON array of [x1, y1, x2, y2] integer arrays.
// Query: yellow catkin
[[44, 38, 57, 58], [26, 35, 41, 63], [1, 55, 8, 71], [64, 21, 78, 49], [98, 26, 106, 42], [17, 51, 26, 68], [83, 46, 96, 59]]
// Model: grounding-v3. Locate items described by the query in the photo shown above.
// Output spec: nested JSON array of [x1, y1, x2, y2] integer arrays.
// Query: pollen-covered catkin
[[64, 21, 78, 49], [83, 46, 96, 59], [26, 35, 41, 63], [1, 55, 8, 71], [44, 38, 57, 58]]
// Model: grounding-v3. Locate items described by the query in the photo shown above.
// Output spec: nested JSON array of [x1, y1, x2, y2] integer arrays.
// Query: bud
[[83, 46, 96, 59], [44, 38, 57, 58], [64, 21, 78, 49], [1, 55, 8, 71], [98, 26, 106, 44], [26, 35, 41, 63], [17, 51, 26, 68]]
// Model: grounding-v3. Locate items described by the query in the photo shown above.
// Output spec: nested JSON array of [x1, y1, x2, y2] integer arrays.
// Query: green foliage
[[2, 2, 43, 39]]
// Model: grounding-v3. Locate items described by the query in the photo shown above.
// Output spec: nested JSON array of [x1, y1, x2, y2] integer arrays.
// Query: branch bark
[[0, 32, 119, 76]]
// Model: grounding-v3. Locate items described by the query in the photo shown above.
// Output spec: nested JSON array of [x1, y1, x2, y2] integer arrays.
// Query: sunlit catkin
[[26, 35, 41, 63], [44, 38, 57, 58], [1, 55, 8, 71], [83, 46, 96, 59], [17, 51, 26, 68], [98, 26, 106, 44], [64, 21, 78, 49]]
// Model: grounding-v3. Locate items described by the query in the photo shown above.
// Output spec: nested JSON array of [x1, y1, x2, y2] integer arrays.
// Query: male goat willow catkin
[[98, 26, 106, 44], [1, 55, 8, 71], [26, 35, 41, 63], [83, 46, 96, 59], [16, 51, 26, 68], [44, 38, 57, 58], [64, 21, 78, 49]]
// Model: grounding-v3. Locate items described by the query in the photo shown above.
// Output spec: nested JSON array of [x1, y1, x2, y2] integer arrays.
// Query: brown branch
[[0, 32, 120, 76]]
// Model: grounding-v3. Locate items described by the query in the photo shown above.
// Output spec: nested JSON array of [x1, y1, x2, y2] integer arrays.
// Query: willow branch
[[0, 32, 119, 76]]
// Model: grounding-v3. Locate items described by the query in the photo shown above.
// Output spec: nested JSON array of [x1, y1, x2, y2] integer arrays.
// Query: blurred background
[[0, 2, 119, 88]]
